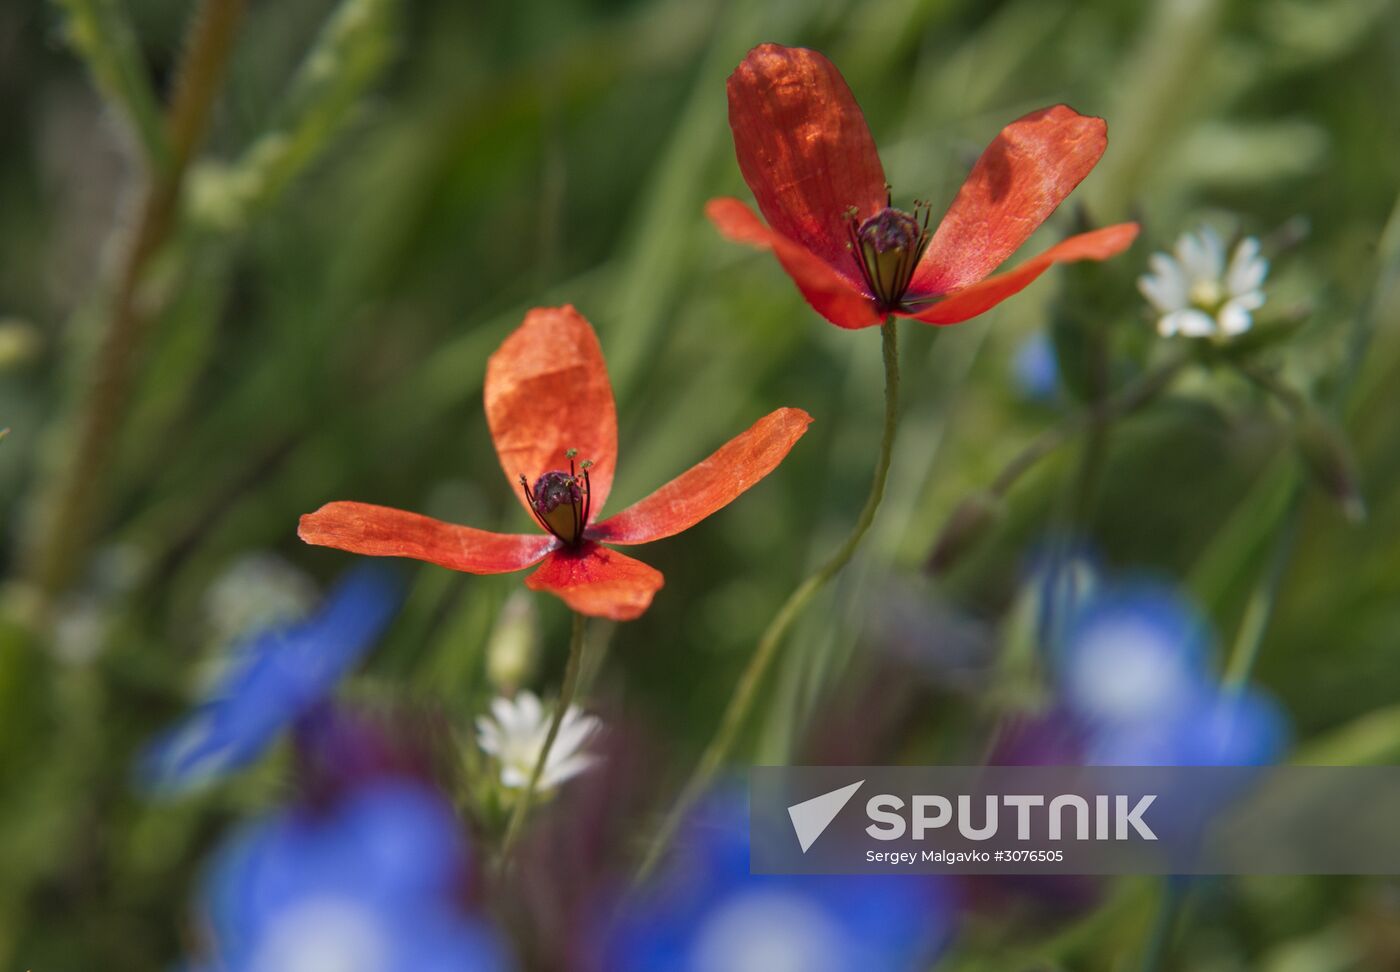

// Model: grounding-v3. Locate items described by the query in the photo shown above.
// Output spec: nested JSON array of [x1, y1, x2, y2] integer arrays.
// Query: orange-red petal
[[588, 407, 813, 546], [911, 106, 1109, 297], [901, 223, 1139, 326], [299, 501, 557, 573], [484, 306, 619, 519], [707, 197, 883, 330], [727, 44, 887, 278], [524, 543, 664, 621]]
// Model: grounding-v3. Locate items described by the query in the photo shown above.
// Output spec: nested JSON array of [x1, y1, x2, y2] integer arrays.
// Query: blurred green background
[[3, 0, 1400, 968]]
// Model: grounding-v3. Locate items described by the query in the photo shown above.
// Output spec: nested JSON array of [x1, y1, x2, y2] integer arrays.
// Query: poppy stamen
[[849, 202, 933, 312], [521, 452, 593, 546], [518, 475, 555, 536]]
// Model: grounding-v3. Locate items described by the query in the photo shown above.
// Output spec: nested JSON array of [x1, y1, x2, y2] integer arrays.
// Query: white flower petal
[[1232, 289, 1265, 312], [1176, 228, 1224, 285], [476, 718, 502, 756], [1199, 226, 1225, 274], [539, 753, 596, 790], [1197, 227, 1226, 281], [479, 692, 601, 791], [1139, 274, 1179, 314], [516, 691, 543, 728], [491, 696, 521, 732], [1149, 252, 1184, 280], [1218, 300, 1254, 336], [1226, 238, 1269, 296], [1160, 308, 1218, 338], [1142, 253, 1188, 311], [553, 711, 600, 755], [1172, 235, 1200, 277]]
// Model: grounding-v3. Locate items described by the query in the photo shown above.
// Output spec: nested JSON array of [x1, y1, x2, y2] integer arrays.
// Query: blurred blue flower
[[195, 781, 512, 972], [136, 565, 402, 796], [602, 793, 952, 972], [1054, 581, 1211, 730], [1051, 579, 1289, 766], [1086, 686, 1289, 767], [1011, 330, 1059, 402]]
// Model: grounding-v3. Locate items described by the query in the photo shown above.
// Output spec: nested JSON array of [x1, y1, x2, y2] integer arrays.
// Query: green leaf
[[53, 0, 171, 171]]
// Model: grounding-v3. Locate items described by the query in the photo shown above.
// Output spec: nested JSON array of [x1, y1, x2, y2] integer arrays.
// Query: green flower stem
[[635, 316, 902, 882], [27, 0, 246, 604], [498, 611, 587, 865], [1223, 499, 1300, 690], [1138, 880, 1187, 972], [1151, 192, 1400, 972], [1233, 359, 1307, 415], [1208, 197, 1400, 669], [1067, 403, 1111, 525]]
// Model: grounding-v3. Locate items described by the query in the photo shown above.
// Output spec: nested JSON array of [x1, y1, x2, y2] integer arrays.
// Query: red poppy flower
[[299, 306, 812, 621], [709, 43, 1140, 330]]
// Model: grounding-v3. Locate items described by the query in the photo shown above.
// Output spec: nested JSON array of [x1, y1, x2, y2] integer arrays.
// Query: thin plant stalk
[[1138, 879, 1187, 972], [27, 0, 246, 604], [636, 317, 902, 881], [1223, 493, 1301, 690], [498, 611, 587, 864], [55, 0, 171, 171], [1150, 191, 1400, 972]]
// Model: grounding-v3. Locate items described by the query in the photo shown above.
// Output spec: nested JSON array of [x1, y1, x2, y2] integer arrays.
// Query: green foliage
[[3, 0, 1400, 968], [52, 0, 171, 169], [187, 0, 400, 229]]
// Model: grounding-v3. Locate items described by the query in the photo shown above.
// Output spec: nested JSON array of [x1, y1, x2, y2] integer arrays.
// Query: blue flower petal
[[1089, 685, 1290, 767], [198, 781, 510, 971], [1055, 580, 1213, 730], [1011, 330, 1060, 402], [604, 790, 952, 972], [135, 565, 403, 796]]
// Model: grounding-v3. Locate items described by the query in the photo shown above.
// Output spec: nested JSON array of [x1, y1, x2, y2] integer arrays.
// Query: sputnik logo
[[787, 780, 864, 853]]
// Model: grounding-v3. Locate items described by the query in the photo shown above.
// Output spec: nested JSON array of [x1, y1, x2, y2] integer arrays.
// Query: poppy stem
[[498, 610, 587, 868], [635, 316, 902, 882]]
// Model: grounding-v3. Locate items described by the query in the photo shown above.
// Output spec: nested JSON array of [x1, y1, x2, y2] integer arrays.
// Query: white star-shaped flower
[[476, 690, 600, 791], [1138, 227, 1269, 340]]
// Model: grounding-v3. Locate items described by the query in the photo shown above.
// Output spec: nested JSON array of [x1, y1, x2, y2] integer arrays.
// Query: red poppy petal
[[484, 306, 619, 519], [299, 502, 557, 573], [587, 407, 813, 546], [707, 198, 883, 330], [727, 44, 887, 277], [524, 543, 664, 621], [911, 106, 1109, 297], [901, 223, 1139, 326]]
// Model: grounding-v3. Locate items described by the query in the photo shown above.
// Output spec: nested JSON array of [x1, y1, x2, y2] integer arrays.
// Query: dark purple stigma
[[860, 207, 922, 253], [520, 451, 592, 545], [531, 471, 582, 514], [846, 201, 932, 311]]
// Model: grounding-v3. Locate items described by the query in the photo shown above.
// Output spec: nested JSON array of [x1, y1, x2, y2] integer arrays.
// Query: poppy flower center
[[846, 203, 932, 310], [519, 451, 592, 545]]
